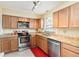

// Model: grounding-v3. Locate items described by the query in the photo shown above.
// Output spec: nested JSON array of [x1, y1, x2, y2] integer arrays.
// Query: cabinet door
[[30, 35, 37, 48], [69, 3, 79, 27], [61, 47, 79, 57], [42, 38, 48, 54], [0, 40, 2, 52], [2, 15, 11, 29], [10, 16, 18, 29], [30, 19, 36, 29], [24, 18, 30, 22], [18, 17, 24, 21], [2, 39, 10, 53], [10, 37, 18, 51], [35, 19, 41, 29], [59, 7, 69, 27], [53, 12, 59, 27]]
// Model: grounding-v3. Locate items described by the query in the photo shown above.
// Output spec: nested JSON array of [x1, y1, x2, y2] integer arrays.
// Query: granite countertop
[[36, 32, 79, 48], [0, 34, 18, 38]]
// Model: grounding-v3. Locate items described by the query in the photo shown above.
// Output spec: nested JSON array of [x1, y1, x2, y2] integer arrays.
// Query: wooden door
[[2, 38, 10, 53], [69, 3, 79, 27], [61, 47, 79, 57], [42, 38, 48, 54], [61, 43, 79, 57], [10, 37, 18, 51], [18, 17, 24, 21], [24, 18, 30, 22], [53, 12, 59, 27], [0, 40, 2, 52], [29, 19, 36, 29], [35, 19, 41, 29], [2, 15, 11, 29], [30, 35, 37, 48], [59, 7, 69, 27], [10, 16, 18, 29]]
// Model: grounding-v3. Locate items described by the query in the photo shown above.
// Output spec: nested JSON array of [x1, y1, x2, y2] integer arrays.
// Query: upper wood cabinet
[[29, 19, 37, 29], [10, 16, 18, 29], [53, 3, 79, 28], [18, 17, 30, 22], [53, 12, 59, 27], [69, 3, 79, 27], [2, 15, 18, 29], [58, 7, 69, 27], [2, 15, 11, 29], [36, 19, 41, 29]]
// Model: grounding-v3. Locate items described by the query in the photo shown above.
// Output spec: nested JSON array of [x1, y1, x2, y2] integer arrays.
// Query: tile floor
[[4, 49, 35, 57]]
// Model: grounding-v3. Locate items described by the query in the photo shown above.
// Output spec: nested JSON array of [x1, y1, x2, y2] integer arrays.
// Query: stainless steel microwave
[[17, 21, 29, 28]]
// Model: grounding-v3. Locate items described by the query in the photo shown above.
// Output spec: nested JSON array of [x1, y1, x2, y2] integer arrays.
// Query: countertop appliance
[[48, 39, 60, 57]]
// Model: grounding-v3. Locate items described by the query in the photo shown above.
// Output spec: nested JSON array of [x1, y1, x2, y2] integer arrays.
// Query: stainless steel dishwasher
[[48, 39, 60, 57]]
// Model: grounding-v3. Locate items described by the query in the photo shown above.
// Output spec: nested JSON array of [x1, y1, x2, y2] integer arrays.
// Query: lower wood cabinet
[[41, 37, 48, 54], [36, 35, 48, 54], [30, 35, 37, 48], [30, 35, 48, 54], [0, 36, 18, 53], [61, 43, 79, 57], [61, 47, 79, 57], [10, 37, 18, 51], [2, 38, 11, 53]]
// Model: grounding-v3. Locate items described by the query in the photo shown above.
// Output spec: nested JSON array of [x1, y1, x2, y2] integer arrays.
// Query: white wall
[[0, 8, 3, 35]]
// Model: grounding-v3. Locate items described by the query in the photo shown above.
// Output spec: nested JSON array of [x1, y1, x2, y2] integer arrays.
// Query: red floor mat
[[31, 47, 48, 57]]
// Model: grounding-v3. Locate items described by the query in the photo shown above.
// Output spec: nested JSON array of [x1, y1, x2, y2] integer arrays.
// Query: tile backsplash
[[55, 28, 79, 37], [1, 29, 36, 35]]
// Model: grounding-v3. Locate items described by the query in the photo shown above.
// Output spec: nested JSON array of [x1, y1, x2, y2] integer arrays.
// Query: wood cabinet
[[0, 36, 18, 53], [2, 15, 11, 29], [35, 19, 41, 29], [53, 3, 79, 28], [36, 35, 48, 54], [53, 12, 59, 27], [58, 7, 69, 27], [69, 3, 79, 27], [42, 37, 48, 54], [2, 15, 18, 29], [10, 16, 18, 29], [29, 19, 37, 29], [2, 38, 11, 53], [61, 43, 79, 57], [10, 37, 18, 51], [30, 35, 37, 48], [0, 40, 2, 52], [18, 17, 30, 22]]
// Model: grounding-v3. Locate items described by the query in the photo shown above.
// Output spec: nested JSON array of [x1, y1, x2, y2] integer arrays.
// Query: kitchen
[[0, 1, 79, 57]]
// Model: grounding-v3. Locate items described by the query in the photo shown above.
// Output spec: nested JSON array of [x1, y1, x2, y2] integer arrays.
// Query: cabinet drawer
[[61, 47, 79, 57], [61, 43, 79, 54]]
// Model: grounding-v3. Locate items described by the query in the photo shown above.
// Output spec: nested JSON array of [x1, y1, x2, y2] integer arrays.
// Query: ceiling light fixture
[[32, 1, 40, 11]]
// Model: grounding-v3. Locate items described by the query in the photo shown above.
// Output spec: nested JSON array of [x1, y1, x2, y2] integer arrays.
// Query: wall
[[0, 8, 3, 35]]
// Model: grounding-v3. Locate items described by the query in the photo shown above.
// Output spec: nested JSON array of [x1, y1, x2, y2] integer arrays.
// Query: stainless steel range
[[18, 32, 30, 51]]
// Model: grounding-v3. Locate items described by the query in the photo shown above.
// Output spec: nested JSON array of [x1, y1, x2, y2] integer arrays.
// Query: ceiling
[[0, 1, 65, 15]]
